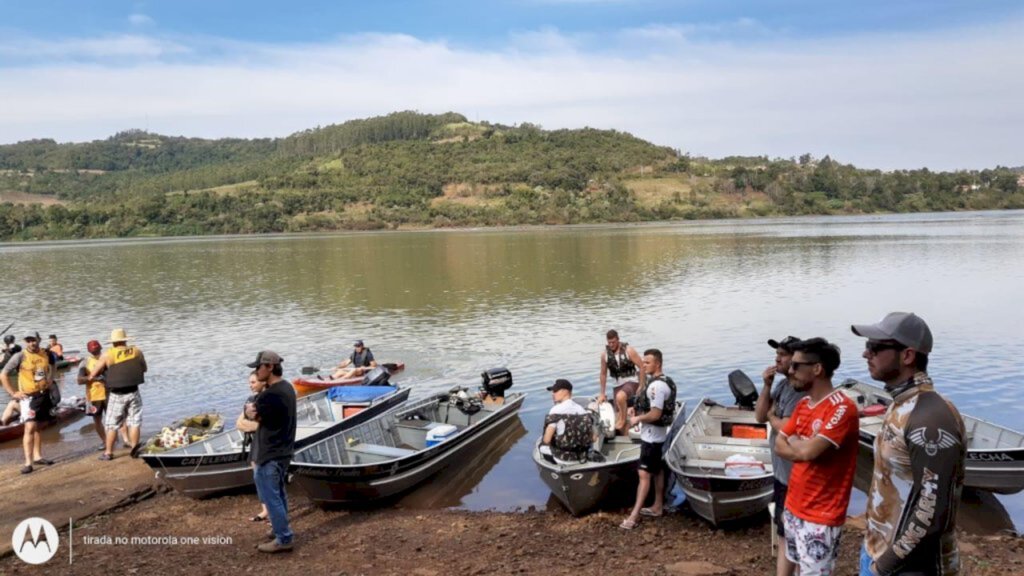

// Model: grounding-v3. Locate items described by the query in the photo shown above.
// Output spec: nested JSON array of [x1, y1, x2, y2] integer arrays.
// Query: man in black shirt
[[245, 350, 297, 553]]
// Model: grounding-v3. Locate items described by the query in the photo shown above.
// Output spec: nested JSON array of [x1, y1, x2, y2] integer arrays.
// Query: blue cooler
[[425, 424, 459, 447]]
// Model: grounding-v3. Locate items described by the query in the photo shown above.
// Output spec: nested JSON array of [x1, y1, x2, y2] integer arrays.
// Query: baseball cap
[[247, 350, 284, 368], [546, 379, 573, 393], [767, 336, 801, 353], [851, 312, 933, 354], [353, 340, 364, 347], [24, 332, 40, 342], [87, 340, 102, 354]]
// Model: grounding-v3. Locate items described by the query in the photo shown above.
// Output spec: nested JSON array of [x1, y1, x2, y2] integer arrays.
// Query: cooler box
[[425, 424, 459, 447]]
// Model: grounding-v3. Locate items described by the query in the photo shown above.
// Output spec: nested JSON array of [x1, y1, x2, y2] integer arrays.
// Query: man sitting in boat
[[598, 329, 646, 435], [1, 335, 21, 369], [330, 340, 377, 380], [1, 399, 20, 425], [46, 334, 64, 361], [540, 379, 595, 464]]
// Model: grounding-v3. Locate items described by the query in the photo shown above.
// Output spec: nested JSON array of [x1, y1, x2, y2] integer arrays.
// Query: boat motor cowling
[[480, 367, 513, 398], [364, 366, 391, 386], [728, 370, 759, 410]]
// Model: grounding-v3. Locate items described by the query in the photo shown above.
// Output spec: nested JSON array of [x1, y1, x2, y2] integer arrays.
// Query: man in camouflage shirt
[[852, 312, 965, 576]]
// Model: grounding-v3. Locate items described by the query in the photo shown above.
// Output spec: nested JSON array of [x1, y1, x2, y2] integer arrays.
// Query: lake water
[[2, 210, 1023, 531]]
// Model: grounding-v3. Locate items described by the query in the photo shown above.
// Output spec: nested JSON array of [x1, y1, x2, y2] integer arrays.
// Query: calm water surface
[[2, 211, 1022, 530]]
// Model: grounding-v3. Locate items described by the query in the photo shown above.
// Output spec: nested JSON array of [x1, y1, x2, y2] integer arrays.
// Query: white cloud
[[0, 34, 187, 60], [128, 13, 154, 27], [0, 22, 1022, 170]]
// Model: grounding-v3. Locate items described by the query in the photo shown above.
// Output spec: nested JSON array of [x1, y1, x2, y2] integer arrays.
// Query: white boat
[[533, 398, 686, 516], [141, 384, 409, 498], [665, 398, 774, 525], [840, 378, 1024, 495]]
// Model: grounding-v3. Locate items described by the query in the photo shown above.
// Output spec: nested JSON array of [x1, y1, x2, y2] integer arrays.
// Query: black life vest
[[105, 346, 146, 391], [350, 348, 373, 367], [634, 374, 677, 427], [544, 412, 594, 462], [606, 343, 637, 379]]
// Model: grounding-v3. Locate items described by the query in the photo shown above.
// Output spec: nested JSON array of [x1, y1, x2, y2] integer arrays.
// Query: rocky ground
[[2, 483, 1022, 576]]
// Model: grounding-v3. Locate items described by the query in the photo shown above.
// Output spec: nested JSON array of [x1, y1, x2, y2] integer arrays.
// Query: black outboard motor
[[728, 369, 759, 410], [363, 366, 391, 386], [480, 367, 513, 398]]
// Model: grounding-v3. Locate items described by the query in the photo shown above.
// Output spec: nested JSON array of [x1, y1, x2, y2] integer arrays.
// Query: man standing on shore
[[1, 332, 57, 474], [620, 348, 676, 530], [245, 350, 297, 553], [774, 337, 858, 576], [852, 312, 965, 576], [598, 329, 646, 434], [754, 335, 806, 576], [89, 328, 147, 460]]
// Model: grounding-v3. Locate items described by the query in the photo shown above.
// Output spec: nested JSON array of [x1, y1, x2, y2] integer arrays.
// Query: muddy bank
[[3, 481, 1022, 576]]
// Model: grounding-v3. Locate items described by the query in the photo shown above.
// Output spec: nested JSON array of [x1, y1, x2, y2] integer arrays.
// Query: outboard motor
[[480, 367, 513, 398], [728, 369, 759, 410], [363, 366, 391, 386]]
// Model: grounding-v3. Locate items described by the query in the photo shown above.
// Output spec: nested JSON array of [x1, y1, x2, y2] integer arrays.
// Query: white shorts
[[783, 509, 843, 576]]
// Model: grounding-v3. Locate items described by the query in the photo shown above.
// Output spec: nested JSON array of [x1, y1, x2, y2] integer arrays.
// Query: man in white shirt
[[621, 348, 677, 530], [542, 379, 593, 464]]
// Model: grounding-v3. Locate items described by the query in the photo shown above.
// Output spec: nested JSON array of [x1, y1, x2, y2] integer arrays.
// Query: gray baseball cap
[[247, 350, 284, 367], [851, 312, 933, 354]]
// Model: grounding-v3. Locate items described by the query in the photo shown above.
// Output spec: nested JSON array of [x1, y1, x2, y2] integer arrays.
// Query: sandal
[[640, 507, 663, 518], [250, 514, 268, 522], [20, 465, 33, 475], [130, 443, 143, 459], [98, 453, 114, 461], [619, 518, 638, 530], [33, 458, 54, 466]]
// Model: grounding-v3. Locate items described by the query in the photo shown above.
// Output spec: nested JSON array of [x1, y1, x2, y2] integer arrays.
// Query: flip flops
[[640, 508, 663, 518], [129, 443, 143, 459], [250, 514, 268, 522], [33, 458, 54, 466], [619, 518, 638, 530], [20, 465, 33, 475], [98, 453, 114, 461]]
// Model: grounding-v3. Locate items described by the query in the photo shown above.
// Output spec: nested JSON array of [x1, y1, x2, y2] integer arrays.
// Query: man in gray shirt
[[755, 335, 807, 576]]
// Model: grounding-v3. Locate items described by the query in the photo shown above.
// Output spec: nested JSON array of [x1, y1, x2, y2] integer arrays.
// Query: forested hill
[[0, 111, 1021, 241]]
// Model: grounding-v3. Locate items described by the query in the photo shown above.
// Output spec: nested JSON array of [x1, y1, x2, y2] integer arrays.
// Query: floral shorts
[[783, 509, 843, 576]]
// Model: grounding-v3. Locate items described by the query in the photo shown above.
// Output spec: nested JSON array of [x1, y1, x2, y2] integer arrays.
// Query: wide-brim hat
[[107, 328, 132, 343]]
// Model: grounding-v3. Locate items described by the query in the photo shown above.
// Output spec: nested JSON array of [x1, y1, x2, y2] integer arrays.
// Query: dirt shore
[[2, 464, 1022, 576]]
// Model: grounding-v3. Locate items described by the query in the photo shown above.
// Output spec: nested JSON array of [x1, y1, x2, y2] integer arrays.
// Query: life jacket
[[84, 355, 107, 402], [544, 412, 594, 462], [634, 374, 677, 427], [350, 348, 373, 367], [16, 349, 51, 395], [105, 345, 146, 391], [49, 343, 64, 359], [606, 343, 637, 379]]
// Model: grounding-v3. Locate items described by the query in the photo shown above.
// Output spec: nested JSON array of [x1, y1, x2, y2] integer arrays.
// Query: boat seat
[[689, 434, 770, 448], [347, 443, 417, 459], [683, 458, 727, 469], [396, 419, 441, 430]]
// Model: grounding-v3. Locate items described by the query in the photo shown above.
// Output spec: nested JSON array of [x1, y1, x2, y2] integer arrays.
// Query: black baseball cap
[[767, 336, 801, 353], [247, 350, 283, 368], [546, 379, 573, 393]]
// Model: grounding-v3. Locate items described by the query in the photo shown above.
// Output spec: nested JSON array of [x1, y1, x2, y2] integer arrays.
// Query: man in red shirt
[[774, 337, 859, 576]]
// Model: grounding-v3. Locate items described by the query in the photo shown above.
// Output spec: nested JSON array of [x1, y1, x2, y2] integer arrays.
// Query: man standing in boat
[[89, 328, 147, 460], [774, 337, 858, 576], [244, 350, 296, 553], [1, 332, 57, 474], [331, 339, 377, 380], [852, 312, 965, 576], [755, 335, 807, 576], [620, 348, 676, 530], [598, 329, 645, 435]]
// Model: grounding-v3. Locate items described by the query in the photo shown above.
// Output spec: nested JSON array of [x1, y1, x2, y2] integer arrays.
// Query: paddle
[[0, 322, 13, 337], [299, 362, 403, 376]]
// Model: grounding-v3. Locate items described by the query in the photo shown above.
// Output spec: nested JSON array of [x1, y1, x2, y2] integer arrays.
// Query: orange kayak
[[293, 362, 405, 396]]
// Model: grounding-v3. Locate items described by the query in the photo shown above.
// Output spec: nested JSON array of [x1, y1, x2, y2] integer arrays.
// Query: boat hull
[[676, 471, 773, 525], [142, 387, 410, 498]]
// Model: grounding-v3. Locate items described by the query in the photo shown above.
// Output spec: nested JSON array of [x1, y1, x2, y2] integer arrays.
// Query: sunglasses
[[790, 360, 819, 370], [865, 340, 906, 356]]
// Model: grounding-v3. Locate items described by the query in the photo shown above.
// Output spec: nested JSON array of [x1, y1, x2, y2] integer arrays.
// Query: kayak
[[0, 396, 87, 443], [55, 356, 82, 370], [293, 362, 405, 396], [141, 413, 226, 454]]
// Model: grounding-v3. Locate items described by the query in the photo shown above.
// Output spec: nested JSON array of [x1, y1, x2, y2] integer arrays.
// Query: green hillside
[[0, 111, 1021, 240]]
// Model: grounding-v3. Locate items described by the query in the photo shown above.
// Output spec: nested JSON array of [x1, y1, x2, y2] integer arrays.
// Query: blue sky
[[2, 1, 1022, 169]]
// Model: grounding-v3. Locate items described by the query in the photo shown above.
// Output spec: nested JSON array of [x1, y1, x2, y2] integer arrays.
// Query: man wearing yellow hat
[[88, 328, 148, 460]]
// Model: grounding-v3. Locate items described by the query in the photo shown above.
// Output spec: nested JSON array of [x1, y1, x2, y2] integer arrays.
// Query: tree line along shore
[[1, 111, 1022, 241]]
